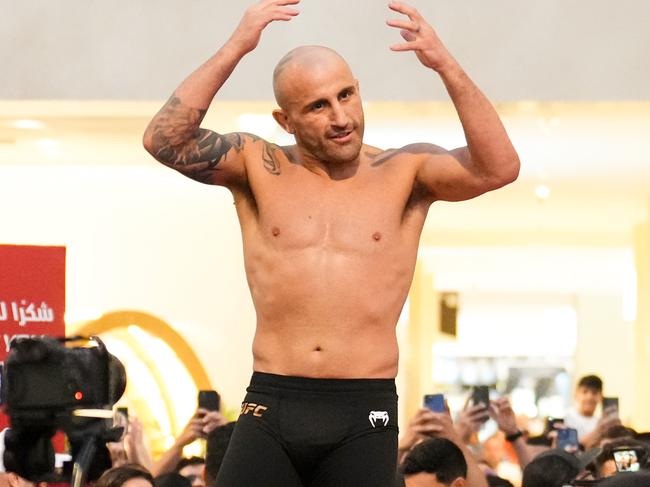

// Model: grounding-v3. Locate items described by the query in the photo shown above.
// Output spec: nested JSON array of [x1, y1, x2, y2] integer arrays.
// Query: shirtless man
[[143, 1, 519, 485]]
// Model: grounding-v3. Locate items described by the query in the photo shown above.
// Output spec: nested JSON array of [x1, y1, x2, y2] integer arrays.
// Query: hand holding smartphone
[[471, 386, 490, 409], [545, 417, 564, 434], [602, 397, 619, 417], [557, 427, 579, 453]]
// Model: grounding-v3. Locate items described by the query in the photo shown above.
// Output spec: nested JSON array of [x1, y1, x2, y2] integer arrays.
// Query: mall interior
[[1, 0, 650, 485]]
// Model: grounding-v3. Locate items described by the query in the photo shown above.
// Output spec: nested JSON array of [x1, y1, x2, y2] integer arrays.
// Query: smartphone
[[471, 386, 489, 409], [423, 393, 446, 413], [603, 397, 619, 415], [557, 427, 579, 453], [198, 390, 220, 411], [612, 448, 640, 472]]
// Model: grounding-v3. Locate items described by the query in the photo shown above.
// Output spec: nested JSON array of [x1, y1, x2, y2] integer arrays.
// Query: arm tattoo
[[262, 143, 281, 175], [148, 96, 292, 180], [370, 144, 447, 168], [149, 96, 245, 176]]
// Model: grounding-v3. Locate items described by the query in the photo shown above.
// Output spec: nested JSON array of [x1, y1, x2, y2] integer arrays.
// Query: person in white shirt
[[564, 375, 620, 449]]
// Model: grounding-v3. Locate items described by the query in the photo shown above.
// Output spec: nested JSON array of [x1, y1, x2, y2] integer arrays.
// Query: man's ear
[[6, 473, 22, 487], [272, 109, 294, 134], [450, 478, 466, 487]]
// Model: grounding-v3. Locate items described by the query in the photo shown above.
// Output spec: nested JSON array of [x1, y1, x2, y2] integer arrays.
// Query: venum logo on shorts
[[368, 411, 389, 427], [240, 402, 268, 417]]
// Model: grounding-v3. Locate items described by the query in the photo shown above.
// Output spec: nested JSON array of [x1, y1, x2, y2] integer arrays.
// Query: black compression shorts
[[215, 372, 400, 487]]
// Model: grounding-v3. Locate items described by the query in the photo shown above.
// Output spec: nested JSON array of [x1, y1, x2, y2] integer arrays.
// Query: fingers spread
[[386, 18, 419, 31], [390, 41, 419, 52], [275, 7, 300, 16], [267, 0, 300, 6], [388, 1, 419, 19]]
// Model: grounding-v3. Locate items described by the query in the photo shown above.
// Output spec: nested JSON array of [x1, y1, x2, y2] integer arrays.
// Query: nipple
[[272, 227, 281, 237], [372, 232, 382, 241]]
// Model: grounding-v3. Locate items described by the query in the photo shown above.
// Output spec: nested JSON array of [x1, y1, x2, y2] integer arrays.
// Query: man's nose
[[330, 102, 349, 127]]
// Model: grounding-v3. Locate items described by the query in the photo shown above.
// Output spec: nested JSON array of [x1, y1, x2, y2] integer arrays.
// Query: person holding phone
[[143, 0, 519, 484], [398, 406, 488, 487], [564, 375, 621, 449], [151, 405, 226, 478]]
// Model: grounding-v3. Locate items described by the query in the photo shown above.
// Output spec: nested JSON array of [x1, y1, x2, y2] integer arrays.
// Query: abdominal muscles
[[244, 240, 415, 379]]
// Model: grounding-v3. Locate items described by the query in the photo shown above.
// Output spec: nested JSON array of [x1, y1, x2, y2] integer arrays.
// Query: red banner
[[0, 244, 66, 430]]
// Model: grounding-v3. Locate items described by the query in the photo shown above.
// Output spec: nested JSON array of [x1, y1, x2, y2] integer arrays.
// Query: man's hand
[[489, 397, 519, 436], [398, 407, 463, 464], [386, 1, 456, 73], [177, 409, 228, 446], [124, 417, 153, 470], [176, 410, 207, 447], [400, 408, 443, 452], [200, 409, 228, 436], [456, 403, 490, 444], [230, 0, 300, 55]]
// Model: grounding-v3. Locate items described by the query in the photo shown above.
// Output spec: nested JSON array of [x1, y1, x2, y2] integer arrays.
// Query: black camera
[[2, 335, 126, 422], [1, 336, 127, 483]]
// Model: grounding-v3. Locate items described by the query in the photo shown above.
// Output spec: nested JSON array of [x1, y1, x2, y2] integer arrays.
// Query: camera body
[[0, 336, 127, 482], [2, 336, 125, 422]]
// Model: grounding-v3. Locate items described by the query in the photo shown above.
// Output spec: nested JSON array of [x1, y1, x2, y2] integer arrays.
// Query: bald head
[[273, 46, 353, 109]]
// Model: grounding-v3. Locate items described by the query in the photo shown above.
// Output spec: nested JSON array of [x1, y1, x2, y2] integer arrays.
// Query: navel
[[372, 232, 382, 242], [272, 227, 281, 237], [313, 346, 322, 352]]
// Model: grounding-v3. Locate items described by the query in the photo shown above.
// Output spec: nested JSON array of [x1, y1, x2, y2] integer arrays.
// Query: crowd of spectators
[[397, 374, 650, 486], [1, 374, 648, 486]]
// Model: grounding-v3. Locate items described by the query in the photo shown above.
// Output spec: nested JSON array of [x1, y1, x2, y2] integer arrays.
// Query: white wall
[[0, 163, 257, 410], [574, 294, 636, 423], [3, 0, 650, 100]]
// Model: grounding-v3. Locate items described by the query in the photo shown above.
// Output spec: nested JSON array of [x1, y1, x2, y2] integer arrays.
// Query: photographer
[[565, 375, 621, 449], [151, 409, 225, 477], [0, 472, 46, 487], [398, 408, 488, 487], [489, 397, 534, 470], [96, 464, 154, 487], [590, 438, 649, 479], [107, 417, 152, 471]]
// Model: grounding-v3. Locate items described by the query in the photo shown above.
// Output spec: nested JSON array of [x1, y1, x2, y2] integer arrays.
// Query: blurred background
[[1, 0, 649, 458]]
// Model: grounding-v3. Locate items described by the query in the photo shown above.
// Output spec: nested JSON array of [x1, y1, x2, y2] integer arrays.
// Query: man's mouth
[[328, 130, 353, 143]]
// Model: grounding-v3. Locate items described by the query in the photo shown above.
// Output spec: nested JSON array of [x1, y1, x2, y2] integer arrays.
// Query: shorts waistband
[[249, 371, 396, 393]]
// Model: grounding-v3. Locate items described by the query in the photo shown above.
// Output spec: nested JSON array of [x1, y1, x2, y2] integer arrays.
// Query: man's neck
[[295, 148, 362, 180]]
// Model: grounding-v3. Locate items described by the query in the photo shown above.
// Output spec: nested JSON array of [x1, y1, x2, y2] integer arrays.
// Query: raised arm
[[142, 0, 300, 186], [387, 1, 520, 202]]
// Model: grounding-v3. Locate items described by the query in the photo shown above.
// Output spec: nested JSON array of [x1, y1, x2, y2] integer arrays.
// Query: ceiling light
[[535, 184, 551, 201], [12, 119, 46, 130]]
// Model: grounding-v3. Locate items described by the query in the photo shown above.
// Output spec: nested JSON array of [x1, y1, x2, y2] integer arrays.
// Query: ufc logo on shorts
[[240, 402, 268, 417]]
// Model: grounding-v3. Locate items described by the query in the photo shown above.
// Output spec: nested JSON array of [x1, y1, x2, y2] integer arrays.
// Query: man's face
[[404, 473, 465, 487], [277, 59, 365, 165], [575, 386, 602, 416], [179, 464, 206, 487]]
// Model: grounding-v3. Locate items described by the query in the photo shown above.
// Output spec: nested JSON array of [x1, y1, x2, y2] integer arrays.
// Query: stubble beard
[[298, 124, 365, 165]]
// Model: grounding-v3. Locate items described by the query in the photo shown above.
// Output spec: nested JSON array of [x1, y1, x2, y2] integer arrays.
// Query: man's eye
[[312, 102, 324, 110], [341, 91, 351, 99]]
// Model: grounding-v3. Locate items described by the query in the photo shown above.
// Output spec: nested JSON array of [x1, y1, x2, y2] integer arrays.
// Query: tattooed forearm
[[147, 96, 245, 171]]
